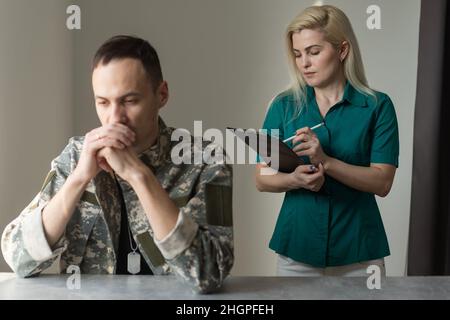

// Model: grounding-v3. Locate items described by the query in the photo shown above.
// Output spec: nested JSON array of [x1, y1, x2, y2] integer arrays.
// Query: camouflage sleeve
[[1, 139, 78, 277], [155, 163, 233, 294]]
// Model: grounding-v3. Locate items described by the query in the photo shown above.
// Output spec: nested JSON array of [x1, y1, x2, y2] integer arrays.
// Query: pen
[[282, 122, 324, 143]]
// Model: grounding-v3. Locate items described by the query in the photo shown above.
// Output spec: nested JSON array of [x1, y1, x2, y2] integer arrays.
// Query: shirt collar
[[342, 81, 367, 107], [306, 81, 368, 108], [138, 116, 173, 169]]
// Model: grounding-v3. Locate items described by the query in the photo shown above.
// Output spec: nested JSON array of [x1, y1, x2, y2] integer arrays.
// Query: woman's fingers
[[295, 127, 313, 135], [317, 162, 325, 173], [310, 164, 325, 191], [293, 141, 313, 153], [292, 160, 325, 191], [309, 174, 324, 191], [294, 164, 324, 191], [295, 164, 317, 174], [292, 133, 310, 145]]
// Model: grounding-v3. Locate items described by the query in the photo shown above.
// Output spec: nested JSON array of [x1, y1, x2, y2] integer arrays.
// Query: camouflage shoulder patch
[[205, 183, 232, 227], [136, 231, 165, 272]]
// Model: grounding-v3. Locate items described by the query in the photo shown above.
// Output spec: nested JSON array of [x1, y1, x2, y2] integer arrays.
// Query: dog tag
[[127, 252, 141, 274]]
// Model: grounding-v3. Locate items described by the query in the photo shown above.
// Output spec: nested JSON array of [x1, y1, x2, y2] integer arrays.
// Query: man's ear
[[157, 81, 169, 108], [339, 41, 349, 62]]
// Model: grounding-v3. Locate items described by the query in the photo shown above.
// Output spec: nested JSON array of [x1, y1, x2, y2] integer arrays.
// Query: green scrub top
[[260, 82, 399, 267]]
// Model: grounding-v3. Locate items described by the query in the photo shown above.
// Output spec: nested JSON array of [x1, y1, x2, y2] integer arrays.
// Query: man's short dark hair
[[93, 35, 163, 90]]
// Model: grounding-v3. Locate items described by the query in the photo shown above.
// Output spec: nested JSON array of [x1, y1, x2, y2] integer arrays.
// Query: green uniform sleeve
[[370, 95, 400, 167]]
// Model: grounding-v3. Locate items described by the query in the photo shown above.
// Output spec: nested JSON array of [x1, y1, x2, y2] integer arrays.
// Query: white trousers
[[277, 255, 386, 277]]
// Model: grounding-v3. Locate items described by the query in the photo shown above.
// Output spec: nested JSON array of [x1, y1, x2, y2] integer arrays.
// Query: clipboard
[[226, 127, 304, 173]]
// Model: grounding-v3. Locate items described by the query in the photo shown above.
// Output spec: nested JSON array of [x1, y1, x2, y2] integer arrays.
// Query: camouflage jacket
[[1, 118, 233, 293]]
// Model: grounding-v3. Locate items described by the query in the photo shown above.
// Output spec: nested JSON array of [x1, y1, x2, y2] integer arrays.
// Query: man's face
[[92, 58, 168, 153]]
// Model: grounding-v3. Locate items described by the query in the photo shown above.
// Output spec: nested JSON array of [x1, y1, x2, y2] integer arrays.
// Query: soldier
[[1, 35, 233, 293]]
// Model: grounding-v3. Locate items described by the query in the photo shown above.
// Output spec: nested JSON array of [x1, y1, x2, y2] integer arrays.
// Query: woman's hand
[[289, 163, 325, 192], [292, 127, 329, 166]]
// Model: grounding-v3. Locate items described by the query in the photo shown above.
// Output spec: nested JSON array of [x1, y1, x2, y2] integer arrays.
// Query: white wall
[[0, 0, 420, 276], [0, 0, 73, 272]]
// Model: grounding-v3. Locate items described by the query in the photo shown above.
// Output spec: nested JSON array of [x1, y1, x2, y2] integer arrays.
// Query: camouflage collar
[[138, 117, 173, 169]]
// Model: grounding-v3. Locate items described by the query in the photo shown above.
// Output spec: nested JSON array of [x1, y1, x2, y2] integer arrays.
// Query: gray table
[[0, 273, 449, 300]]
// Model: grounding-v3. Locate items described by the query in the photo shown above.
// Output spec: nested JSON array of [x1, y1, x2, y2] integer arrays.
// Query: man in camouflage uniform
[[1, 35, 233, 293]]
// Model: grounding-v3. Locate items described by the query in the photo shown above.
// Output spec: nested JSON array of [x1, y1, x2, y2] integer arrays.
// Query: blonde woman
[[256, 5, 399, 276]]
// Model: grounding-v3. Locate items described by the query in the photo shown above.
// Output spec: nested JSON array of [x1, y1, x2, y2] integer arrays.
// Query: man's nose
[[110, 104, 127, 124]]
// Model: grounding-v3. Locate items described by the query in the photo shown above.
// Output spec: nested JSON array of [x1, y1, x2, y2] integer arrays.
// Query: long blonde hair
[[285, 5, 375, 115]]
